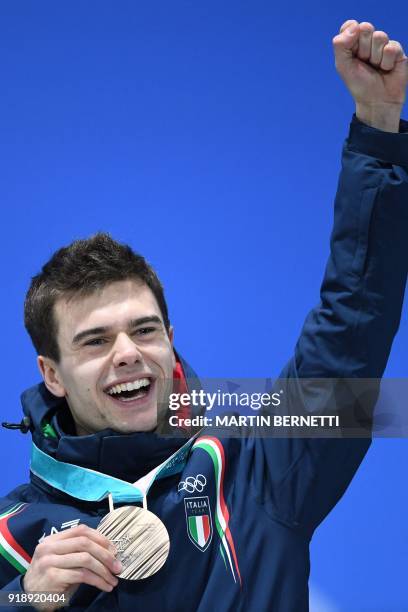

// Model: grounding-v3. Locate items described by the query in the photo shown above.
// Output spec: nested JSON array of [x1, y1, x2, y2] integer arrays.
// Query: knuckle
[[103, 549, 114, 564], [70, 524, 89, 538], [79, 552, 92, 566], [36, 555, 50, 571], [100, 568, 111, 582], [383, 45, 395, 54], [39, 541, 54, 556], [340, 19, 358, 31], [77, 568, 88, 582], [34, 542, 46, 556], [332, 36, 342, 48], [46, 567, 58, 583], [77, 536, 89, 548], [373, 31, 388, 41], [101, 535, 112, 548]]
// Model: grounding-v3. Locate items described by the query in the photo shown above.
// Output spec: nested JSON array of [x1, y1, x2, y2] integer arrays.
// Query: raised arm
[[256, 21, 408, 533], [295, 20, 408, 381]]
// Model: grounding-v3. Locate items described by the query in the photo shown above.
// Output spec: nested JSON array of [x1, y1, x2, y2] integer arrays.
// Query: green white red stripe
[[188, 515, 211, 548], [192, 436, 242, 586], [0, 503, 31, 574]]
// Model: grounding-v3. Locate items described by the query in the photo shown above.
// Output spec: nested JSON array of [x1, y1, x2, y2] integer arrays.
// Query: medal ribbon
[[30, 433, 200, 505]]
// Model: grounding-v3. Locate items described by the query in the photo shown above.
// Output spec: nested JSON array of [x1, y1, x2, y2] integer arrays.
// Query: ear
[[37, 355, 66, 398], [168, 326, 174, 346], [168, 326, 176, 368]]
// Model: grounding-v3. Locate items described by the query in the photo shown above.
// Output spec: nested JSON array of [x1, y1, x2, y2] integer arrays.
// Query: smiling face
[[38, 279, 176, 435]]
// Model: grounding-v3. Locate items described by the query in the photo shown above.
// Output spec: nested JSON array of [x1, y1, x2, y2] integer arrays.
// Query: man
[[0, 19, 407, 611]]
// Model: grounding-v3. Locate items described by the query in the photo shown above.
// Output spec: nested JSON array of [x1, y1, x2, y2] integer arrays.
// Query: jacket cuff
[[0, 575, 35, 612], [1, 574, 24, 592], [346, 113, 408, 168]]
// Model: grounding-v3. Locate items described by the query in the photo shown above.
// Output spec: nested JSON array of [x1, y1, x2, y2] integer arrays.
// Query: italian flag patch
[[184, 496, 213, 551], [188, 514, 211, 549]]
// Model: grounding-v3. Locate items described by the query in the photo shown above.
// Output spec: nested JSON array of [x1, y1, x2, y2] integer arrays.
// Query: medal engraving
[[97, 506, 170, 580]]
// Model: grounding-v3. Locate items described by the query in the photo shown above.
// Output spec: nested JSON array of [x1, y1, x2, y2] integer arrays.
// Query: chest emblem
[[184, 496, 213, 551]]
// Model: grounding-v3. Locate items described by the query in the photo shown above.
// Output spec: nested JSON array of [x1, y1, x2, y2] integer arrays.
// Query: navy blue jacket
[[1, 115, 407, 611]]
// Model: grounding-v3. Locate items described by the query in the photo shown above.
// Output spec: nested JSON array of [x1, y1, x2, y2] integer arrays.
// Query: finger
[[332, 22, 361, 69], [71, 567, 117, 592], [39, 524, 113, 550], [339, 19, 359, 34], [46, 552, 120, 587], [49, 567, 116, 593], [39, 536, 119, 574], [338, 20, 360, 54], [369, 31, 389, 66], [357, 22, 375, 61], [380, 41, 406, 71]]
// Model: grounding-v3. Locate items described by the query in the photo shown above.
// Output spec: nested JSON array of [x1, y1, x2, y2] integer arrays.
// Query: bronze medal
[[97, 505, 170, 580]]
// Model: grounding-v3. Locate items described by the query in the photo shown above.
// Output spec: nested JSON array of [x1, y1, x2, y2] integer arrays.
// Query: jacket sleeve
[[0, 498, 37, 611], [295, 114, 408, 380], [255, 115, 408, 534]]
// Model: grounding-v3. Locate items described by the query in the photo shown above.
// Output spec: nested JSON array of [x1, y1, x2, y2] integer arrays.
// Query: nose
[[112, 332, 143, 368]]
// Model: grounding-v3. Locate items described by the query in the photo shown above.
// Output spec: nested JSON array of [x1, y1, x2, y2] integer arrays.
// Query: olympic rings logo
[[178, 474, 207, 493]]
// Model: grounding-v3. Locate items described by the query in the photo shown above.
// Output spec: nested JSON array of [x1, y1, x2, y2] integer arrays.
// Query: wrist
[[355, 102, 403, 133]]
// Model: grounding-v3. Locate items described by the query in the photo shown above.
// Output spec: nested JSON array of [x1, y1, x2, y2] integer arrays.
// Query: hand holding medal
[[29, 433, 200, 590]]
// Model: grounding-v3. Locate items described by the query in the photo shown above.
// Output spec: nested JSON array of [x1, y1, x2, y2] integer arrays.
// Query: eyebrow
[[72, 315, 163, 345]]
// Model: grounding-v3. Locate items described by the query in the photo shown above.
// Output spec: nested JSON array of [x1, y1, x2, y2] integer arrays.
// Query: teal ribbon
[[30, 437, 196, 504]]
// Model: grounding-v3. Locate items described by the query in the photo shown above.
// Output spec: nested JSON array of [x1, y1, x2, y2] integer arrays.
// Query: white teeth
[[106, 378, 151, 395]]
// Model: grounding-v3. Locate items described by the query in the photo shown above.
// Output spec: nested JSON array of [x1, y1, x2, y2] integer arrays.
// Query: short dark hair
[[24, 233, 170, 362]]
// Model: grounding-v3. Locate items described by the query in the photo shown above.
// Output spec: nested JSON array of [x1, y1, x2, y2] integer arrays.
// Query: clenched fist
[[333, 20, 408, 132]]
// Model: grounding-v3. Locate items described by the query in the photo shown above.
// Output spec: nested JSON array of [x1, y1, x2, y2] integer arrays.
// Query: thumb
[[332, 22, 360, 70]]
